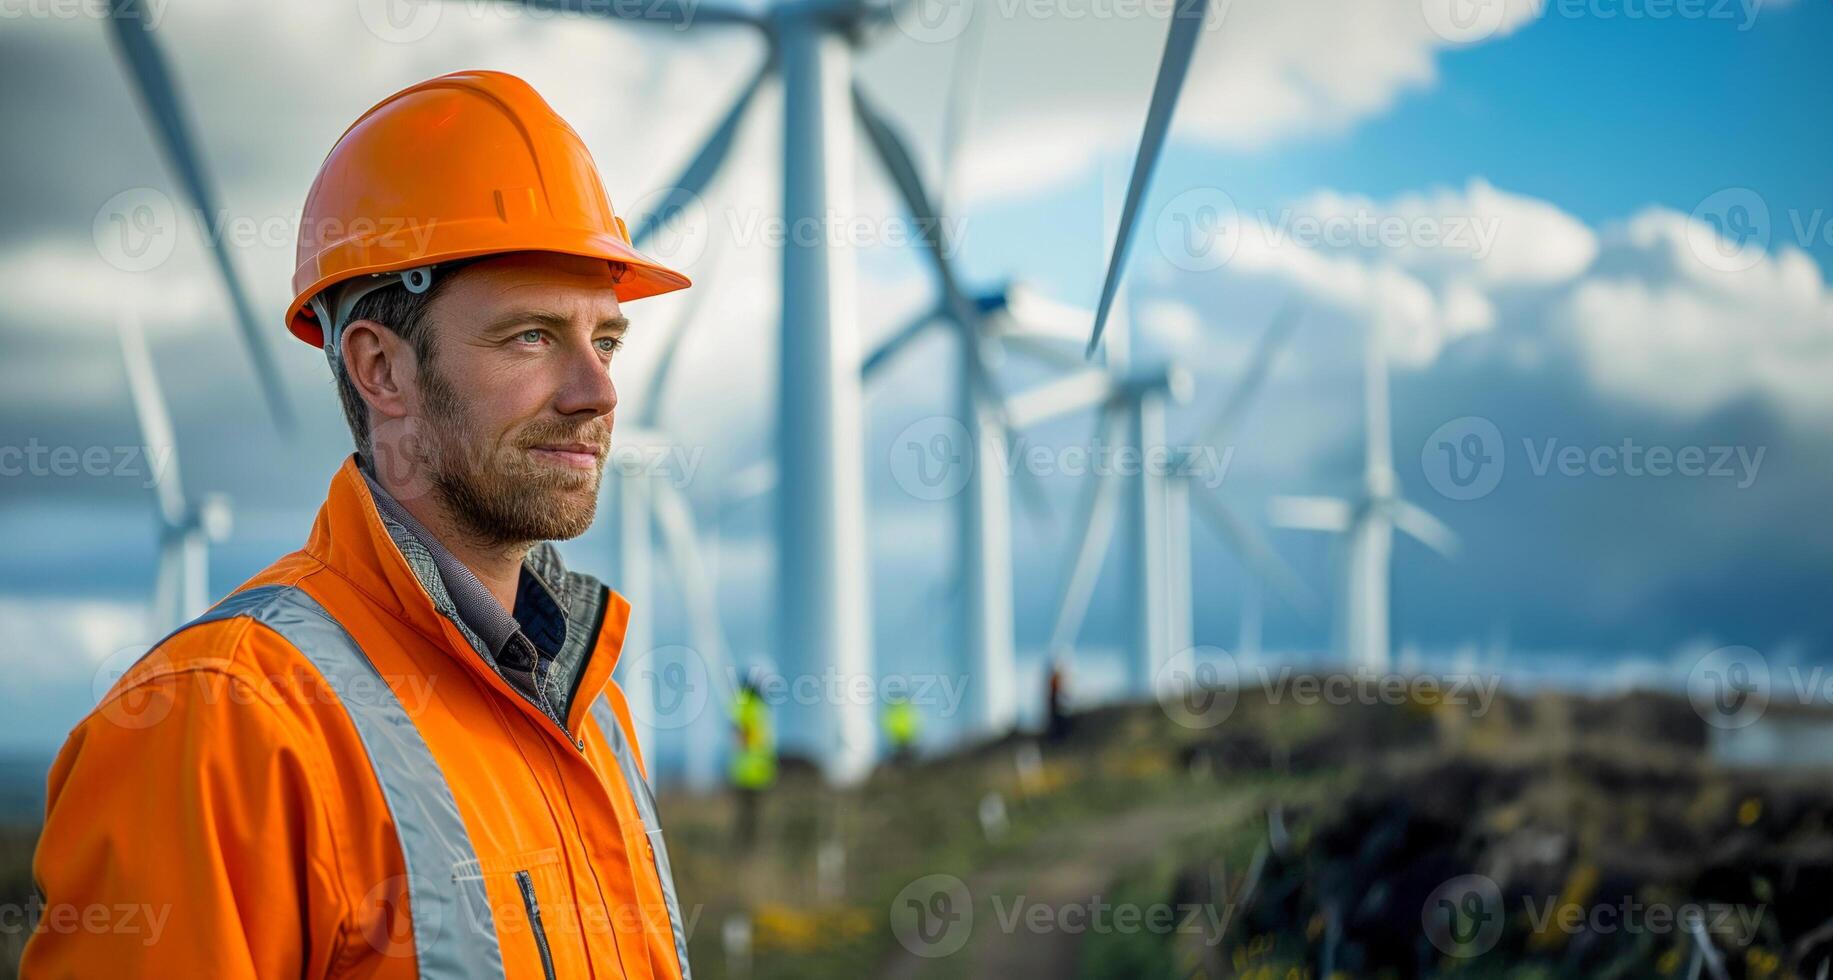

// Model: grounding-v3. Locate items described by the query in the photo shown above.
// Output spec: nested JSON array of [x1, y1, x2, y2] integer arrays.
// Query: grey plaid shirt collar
[[359, 467, 571, 717]]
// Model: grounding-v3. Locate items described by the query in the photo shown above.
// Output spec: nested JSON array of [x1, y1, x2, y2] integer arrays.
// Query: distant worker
[[730, 671, 777, 850], [1047, 654, 1073, 743], [26, 71, 695, 978], [883, 692, 922, 764]]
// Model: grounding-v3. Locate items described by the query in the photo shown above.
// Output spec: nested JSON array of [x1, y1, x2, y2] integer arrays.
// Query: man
[[26, 70, 695, 978], [881, 691, 920, 765], [727, 671, 776, 852]]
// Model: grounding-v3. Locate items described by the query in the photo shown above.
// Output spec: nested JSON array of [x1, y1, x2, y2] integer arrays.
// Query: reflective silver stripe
[[592, 695, 693, 979], [177, 585, 505, 980]]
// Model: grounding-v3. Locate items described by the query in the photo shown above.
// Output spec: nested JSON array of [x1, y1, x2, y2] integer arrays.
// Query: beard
[[417, 360, 611, 549]]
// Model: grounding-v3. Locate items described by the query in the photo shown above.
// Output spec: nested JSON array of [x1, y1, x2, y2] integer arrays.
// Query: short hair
[[329, 262, 473, 458]]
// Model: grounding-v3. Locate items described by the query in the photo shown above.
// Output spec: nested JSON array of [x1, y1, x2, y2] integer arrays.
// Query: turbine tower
[[118, 309, 233, 635]]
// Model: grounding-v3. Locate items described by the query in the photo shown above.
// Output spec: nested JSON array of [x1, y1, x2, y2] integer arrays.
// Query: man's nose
[[553, 341, 617, 418]]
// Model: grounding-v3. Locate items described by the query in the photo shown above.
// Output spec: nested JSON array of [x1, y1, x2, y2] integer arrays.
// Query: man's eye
[[596, 337, 623, 354], [517, 329, 545, 345]]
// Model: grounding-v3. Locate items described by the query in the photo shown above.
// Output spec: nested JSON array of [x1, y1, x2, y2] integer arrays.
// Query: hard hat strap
[[311, 264, 438, 370]]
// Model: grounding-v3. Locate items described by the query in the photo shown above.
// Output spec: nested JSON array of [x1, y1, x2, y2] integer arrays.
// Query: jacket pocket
[[515, 869, 560, 980]]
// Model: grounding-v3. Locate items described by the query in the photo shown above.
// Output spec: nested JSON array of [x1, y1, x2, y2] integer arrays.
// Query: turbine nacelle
[[1116, 364, 1193, 405], [159, 492, 234, 544]]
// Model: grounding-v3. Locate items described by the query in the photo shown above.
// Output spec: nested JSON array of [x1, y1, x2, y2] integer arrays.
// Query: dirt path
[[879, 796, 1257, 980]]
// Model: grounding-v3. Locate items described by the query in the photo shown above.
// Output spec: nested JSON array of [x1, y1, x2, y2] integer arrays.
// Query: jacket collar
[[303, 456, 630, 733]]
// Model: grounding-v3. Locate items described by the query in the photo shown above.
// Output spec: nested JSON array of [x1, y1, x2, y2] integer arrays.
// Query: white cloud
[[1153, 179, 1833, 424], [1179, 0, 1540, 148], [0, 595, 146, 682], [1200, 178, 1592, 364], [1558, 209, 1833, 421], [928, 0, 1541, 207]]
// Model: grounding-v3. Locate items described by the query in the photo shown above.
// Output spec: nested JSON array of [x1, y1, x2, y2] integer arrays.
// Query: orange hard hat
[[286, 69, 690, 347]]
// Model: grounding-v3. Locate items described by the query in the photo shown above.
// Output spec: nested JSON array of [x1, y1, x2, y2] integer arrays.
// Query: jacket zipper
[[516, 870, 560, 980]]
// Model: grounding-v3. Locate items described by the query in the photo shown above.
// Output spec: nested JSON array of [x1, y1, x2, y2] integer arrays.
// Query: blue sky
[[972, 0, 1833, 295], [1, 0, 1829, 764]]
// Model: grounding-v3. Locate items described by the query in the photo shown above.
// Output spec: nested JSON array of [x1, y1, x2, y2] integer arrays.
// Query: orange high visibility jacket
[[25, 457, 692, 979]]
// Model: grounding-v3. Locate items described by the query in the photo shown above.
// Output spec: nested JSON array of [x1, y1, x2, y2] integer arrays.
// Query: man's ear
[[340, 319, 419, 424]]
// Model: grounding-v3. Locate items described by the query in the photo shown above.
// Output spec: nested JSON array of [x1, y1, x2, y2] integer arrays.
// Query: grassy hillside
[[4, 680, 1832, 978]]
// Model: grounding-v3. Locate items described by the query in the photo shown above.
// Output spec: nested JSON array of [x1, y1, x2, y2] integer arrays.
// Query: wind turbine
[[107, 0, 293, 433], [1025, 296, 1313, 699], [854, 36, 1102, 741], [1267, 319, 1458, 670], [1159, 302, 1317, 666], [118, 309, 233, 635]]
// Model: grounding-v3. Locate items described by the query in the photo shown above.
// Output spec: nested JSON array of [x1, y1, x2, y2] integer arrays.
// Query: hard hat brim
[[286, 227, 692, 348]]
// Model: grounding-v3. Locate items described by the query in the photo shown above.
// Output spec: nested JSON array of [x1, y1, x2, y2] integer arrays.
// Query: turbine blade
[[652, 479, 733, 671], [1188, 486, 1316, 613], [631, 57, 772, 248], [999, 282, 1096, 346], [1390, 499, 1459, 558], [1003, 369, 1115, 430], [637, 234, 724, 428], [1048, 408, 1126, 650], [1200, 300, 1303, 450], [1267, 495, 1352, 533], [117, 308, 186, 526], [863, 305, 943, 381], [108, 2, 294, 433], [937, 5, 987, 217], [507, 0, 762, 28], [1004, 425, 1053, 527], [856, 73, 1004, 448], [853, 83, 958, 294], [1085, 0, 1211, 357]]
